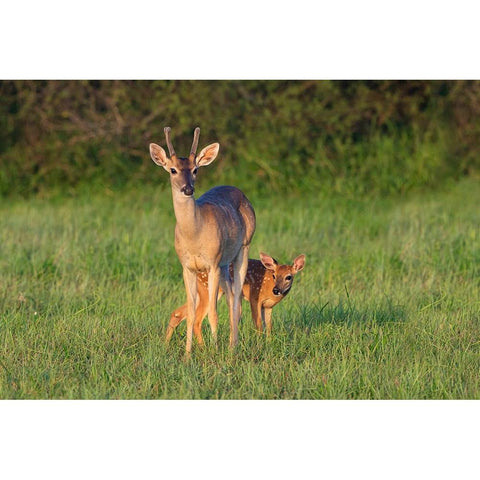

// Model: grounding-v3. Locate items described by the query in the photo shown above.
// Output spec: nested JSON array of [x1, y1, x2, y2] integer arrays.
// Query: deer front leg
[[249, 297, 263, 332], [264, 307, 273, 336], [193, 289, 210, 347], [183, 267, 198, 356], [206, 266, 221, 347], [192, 274, 210, 346]]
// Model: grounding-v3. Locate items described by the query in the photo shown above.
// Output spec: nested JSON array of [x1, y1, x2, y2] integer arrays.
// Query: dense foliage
[[1, 80, 479, 197]]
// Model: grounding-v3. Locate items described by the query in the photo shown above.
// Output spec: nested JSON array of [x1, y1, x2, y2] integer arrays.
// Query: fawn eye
[[272, 274, 276, 280], [170, 168, 177, 175], [286, 275, 292, 281], [193, 168, 198, 175]]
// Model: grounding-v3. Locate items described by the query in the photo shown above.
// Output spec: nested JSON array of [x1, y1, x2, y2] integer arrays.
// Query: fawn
[[167, 252, 306, 343], [149, 127, 256, 355]]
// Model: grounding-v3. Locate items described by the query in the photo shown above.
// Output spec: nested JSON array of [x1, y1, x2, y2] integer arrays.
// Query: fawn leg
[[249, 295, 263, 332], [166, 305, 187, 344], [264, 307, 273, 336]]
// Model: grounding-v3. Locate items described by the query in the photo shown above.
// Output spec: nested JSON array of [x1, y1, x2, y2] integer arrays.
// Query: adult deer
[[167, 252, 306, 342], [149, 127, 256, 355]]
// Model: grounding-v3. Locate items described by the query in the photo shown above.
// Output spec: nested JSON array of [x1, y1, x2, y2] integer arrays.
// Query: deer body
[[176, 186, 251, 271], [167, 253, 305, 342], [150, 127, 255, 354]]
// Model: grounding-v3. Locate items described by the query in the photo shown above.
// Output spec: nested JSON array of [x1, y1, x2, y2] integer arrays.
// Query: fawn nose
[[181, 184, 194, 196], [273, 287, 281, 296]]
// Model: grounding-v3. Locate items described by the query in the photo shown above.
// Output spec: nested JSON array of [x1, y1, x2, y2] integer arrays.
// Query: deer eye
[[170, 168, 178, 175], [272, 274, 276, 280], [193, 168, 198, 175], [286, 275, 292, 281]]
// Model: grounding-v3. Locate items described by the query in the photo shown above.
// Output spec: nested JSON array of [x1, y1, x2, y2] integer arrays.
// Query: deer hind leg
[[219, 264, 234, 341], [230, 245, 250, 347]]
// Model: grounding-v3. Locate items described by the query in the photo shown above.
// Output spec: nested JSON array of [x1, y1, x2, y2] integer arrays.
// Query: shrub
[[0, 80, 479, 197]]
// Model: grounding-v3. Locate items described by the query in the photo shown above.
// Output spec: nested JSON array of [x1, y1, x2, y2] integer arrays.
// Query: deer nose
[[181, 184, 194, 196], [273, 287, 281, 296]]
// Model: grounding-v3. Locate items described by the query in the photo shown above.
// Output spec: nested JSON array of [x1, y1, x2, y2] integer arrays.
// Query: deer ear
[[260, 252, 278, 271], [196, 143, 219, 167], [150, 143, 170, 169], [292, 254, 305, 272]]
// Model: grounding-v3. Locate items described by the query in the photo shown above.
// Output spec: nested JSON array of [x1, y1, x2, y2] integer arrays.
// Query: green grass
[[0, 178, 479, 399]]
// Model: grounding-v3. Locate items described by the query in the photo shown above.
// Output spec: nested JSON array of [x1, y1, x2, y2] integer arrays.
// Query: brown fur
[[166, 253, 305, 343], [150, 128, 256, 355]]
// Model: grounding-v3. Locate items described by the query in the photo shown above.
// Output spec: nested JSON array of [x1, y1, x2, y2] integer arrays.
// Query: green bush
[[1, 80, 479, 197]]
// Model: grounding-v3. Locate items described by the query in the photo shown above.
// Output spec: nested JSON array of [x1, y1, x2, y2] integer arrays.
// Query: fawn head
[[149, 127, 219, 197], [260, 252, 306, 296]]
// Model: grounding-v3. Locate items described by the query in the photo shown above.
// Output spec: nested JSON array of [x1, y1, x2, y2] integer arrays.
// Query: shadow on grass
[[163, 297, 407, 340], [160, 295, 408, 362], [289, 298, 407, 332]]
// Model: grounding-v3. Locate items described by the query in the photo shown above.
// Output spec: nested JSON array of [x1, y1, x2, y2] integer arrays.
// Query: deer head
[[149, 127, 219, 197], [260, 252, 306, 296]]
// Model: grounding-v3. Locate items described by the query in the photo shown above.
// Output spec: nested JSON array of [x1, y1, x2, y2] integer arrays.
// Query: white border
[[0, 400, 477, 479], [2, 1, 480, 79], [1, 2, 478, 478]]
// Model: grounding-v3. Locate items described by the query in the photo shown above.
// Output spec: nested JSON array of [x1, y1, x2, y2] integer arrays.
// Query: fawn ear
[[150, 143, 170, 170], [260, 252, 278, 271], [196, 143, 219, 167], [292, 254, 306, 272]]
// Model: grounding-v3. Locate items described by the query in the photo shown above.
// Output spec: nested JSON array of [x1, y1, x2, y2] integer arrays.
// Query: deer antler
[[189, 127, 200, 159], [164, 127, 176, 158]]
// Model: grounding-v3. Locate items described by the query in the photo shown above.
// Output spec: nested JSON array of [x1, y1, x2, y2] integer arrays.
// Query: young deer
[[167, 252, 306, 342], [149, 127, 256, 355]]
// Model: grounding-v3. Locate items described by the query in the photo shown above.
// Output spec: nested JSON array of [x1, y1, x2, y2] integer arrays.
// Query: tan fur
[[166, 253, 305, 342], [150, 127, 256, 355]]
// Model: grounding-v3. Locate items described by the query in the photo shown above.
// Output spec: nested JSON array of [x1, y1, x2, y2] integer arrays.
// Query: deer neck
[[171, 189, 201, 237]]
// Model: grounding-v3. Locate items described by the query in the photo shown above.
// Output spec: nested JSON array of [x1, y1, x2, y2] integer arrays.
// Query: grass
[[0, 178, 479, 399]]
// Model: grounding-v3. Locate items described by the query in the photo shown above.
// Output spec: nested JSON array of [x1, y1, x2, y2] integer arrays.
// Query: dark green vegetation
[[1, 179, 479, 398], [1, 80, 480, 198]]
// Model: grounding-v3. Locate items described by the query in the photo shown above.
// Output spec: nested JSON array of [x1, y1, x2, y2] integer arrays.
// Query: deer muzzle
[[181, 184, 194, 196], [180, 169, 195, 196], [273, 285, 291, 296]]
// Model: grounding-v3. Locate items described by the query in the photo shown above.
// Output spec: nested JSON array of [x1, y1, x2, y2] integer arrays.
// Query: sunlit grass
[[0, 179, 479, 398]]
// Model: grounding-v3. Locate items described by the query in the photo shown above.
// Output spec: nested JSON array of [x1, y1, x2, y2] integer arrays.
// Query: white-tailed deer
[[149, 127, 256, 354], [167, 252, 305, 341]]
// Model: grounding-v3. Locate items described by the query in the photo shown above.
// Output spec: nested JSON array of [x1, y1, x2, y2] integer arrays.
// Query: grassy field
[[0, 178, 479, 399]]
